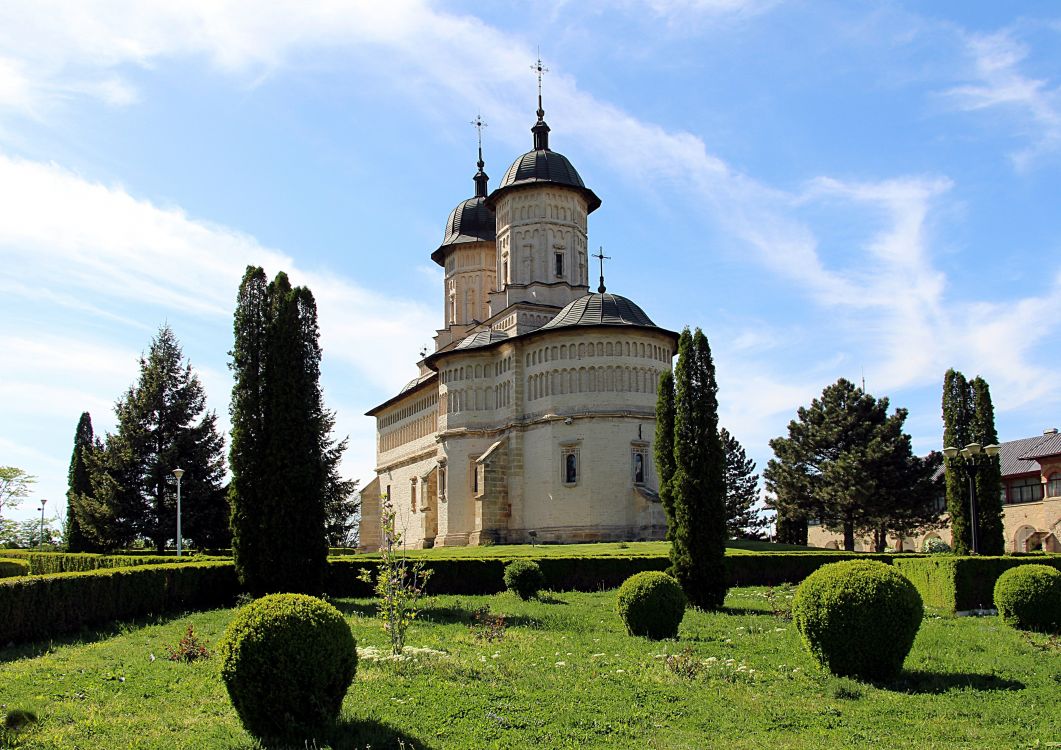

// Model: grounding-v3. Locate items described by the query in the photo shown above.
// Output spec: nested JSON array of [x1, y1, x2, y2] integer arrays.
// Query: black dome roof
[[489, 149, 601, 213], [431, 195, 495, 265], [455, 329, 509, 350], [539, 292, 657, 331]]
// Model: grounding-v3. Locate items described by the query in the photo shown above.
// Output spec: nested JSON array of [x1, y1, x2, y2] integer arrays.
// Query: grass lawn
[[359, 539, 824, 559], [2, 587, 1057, 749]]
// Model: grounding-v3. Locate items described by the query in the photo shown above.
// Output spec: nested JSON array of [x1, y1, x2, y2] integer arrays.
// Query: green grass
[[2, 587, 1056, 749], [359, 539, 822, 560]]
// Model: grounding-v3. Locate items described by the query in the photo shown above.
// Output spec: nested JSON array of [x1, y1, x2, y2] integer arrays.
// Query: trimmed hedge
[[894, 556, 1061, 612], [616, 571, 686, 639], [0, 550, 204, 575], [0, 562, 239, 644], [504, 559, 546, 599], [0, 557, 30, 578], [327, 552, 923, 597]]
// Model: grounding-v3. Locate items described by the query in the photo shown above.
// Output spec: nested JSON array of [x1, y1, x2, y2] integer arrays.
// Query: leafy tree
[[942, 370, 1004, 555], [324, 445, 360, 548], [667, 327, 728, 609], [720, 428, 766, 539], [0, 466, 36, 522], [654, 369, 676, 537], [764, 378, 919, 551], [82, 326, 228, 551], [774, 505, 808, 546], [231, 267, 346, 594], [66, 412, 102, 552]]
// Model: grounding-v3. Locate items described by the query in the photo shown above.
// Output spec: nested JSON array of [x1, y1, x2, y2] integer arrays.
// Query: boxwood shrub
[[0, 557, 29, 578], [0, 561, 238, 644], [504, 559, 545, 599], [793, 560, 923, 681], [993, 564, 1061, 633], [218, 594, 356, 743], [616, 571, 686, 639]]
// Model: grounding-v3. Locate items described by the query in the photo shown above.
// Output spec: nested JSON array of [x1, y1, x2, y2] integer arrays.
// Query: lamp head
[[984, 444, 1000, 457], [172, 468, 185, 480], [943, 446, 959, 459], [966, 442, 982, 455], [960, 447, 972, 459]]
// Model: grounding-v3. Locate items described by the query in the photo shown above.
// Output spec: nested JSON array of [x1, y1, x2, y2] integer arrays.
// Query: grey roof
[[454, 329, 509, 350], [399, 372, 435, 394], [538, 292, 657, 331], [431, 196, 495, 265], [489, 149, 601, 213], [1018, 431, 1061, 462]]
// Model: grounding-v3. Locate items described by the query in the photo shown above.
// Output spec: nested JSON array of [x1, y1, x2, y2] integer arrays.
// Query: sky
[[2, 1, 1060, 526]]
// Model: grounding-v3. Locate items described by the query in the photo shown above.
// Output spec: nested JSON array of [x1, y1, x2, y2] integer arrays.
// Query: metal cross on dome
[[593, 247, 611, 293], [470, 113, 487, 152], [531, 52, 549, 116]]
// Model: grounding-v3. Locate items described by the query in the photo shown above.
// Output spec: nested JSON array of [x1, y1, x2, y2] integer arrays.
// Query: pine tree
[[65, 412, 101, 552], [230, 267, 340, 594], [774, 505, 808, 546], [720, 428, 765, 539], [82, 326, 228, 551], [764, 379, 916, 551], [668, 328, 728, 609], [654, 369, 676, 537]]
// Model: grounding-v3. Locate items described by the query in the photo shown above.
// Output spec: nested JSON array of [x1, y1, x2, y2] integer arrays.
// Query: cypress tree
[[942, 369, 974, 554], [654, 369, 676, 537], [669, 327, 728, 609], [264, 275, 328, 593], [230, 267, 337, 594], [230, 266, 272, 591], [970, 376, 1004, 555], [65, 412, 101, 552], [720, 428, 765, 539]]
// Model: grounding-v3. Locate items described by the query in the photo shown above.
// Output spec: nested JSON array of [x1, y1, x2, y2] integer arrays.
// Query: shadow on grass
[[247, 718, 434, 750], [0, 612, 184, 664], [417, 605, 541, 628], [534, 593, 568, 605], [879, 670, 1025, 694], [719, 606, 779, 617]]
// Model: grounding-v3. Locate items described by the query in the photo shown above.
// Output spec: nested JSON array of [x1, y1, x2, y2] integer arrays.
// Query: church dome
[[539, 292, 657, 331], [431, 195, 495, 265], [431, 142, 497, 266]]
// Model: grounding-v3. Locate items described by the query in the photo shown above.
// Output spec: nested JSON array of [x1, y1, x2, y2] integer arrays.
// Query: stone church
[[358, 96, 678, 550]]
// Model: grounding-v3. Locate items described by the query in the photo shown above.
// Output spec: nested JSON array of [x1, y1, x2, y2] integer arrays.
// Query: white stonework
[[360, 112, 677, 550]]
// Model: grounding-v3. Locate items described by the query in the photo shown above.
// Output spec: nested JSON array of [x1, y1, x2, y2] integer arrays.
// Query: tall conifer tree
[[65, 412, 100, 552], [654, 369, 676, 537], [84, 326, 228, 551], [669, 327, 728, 609], [969, 377, 1004, 554], [720, 428, 765, 538], [230, 267, 340, 594], [942, 369, 975, 554]]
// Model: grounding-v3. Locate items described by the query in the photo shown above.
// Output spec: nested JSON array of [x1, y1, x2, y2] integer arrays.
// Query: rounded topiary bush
[[994, 564, 1061, 633], [792, 560, 922, 681], [504, 559, 545, 600], [922, 537, 951, 554], [218, 593, 356, 742], [616, 571, 686, 640]]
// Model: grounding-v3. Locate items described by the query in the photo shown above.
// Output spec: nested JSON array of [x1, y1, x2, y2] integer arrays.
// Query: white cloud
[[943, 30, 1061, 168]]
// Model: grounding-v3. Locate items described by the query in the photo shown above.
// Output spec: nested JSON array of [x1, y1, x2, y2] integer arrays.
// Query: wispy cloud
[[944, 30, 1061, 168]]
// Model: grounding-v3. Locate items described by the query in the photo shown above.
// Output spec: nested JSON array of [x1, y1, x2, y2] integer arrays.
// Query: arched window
[[1049, 473, 1061, 498]]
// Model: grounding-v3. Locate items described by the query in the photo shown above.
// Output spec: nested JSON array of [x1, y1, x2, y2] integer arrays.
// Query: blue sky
[[2, 1, 1059, 526]]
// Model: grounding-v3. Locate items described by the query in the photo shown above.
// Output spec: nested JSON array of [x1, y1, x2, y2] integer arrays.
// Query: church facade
[[358, 103, 677, 550]]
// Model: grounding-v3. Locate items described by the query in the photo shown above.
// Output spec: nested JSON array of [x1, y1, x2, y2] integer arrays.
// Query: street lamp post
[[39, 498, 47, 551], [173, 468, 184, 558], [942, 442, 1000, 555]]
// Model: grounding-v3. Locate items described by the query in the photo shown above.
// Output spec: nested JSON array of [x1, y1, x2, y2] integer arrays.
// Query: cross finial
[[593, 246, 611, 293], [471, 113, 487, 168], [532, 50, 549, 120]]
